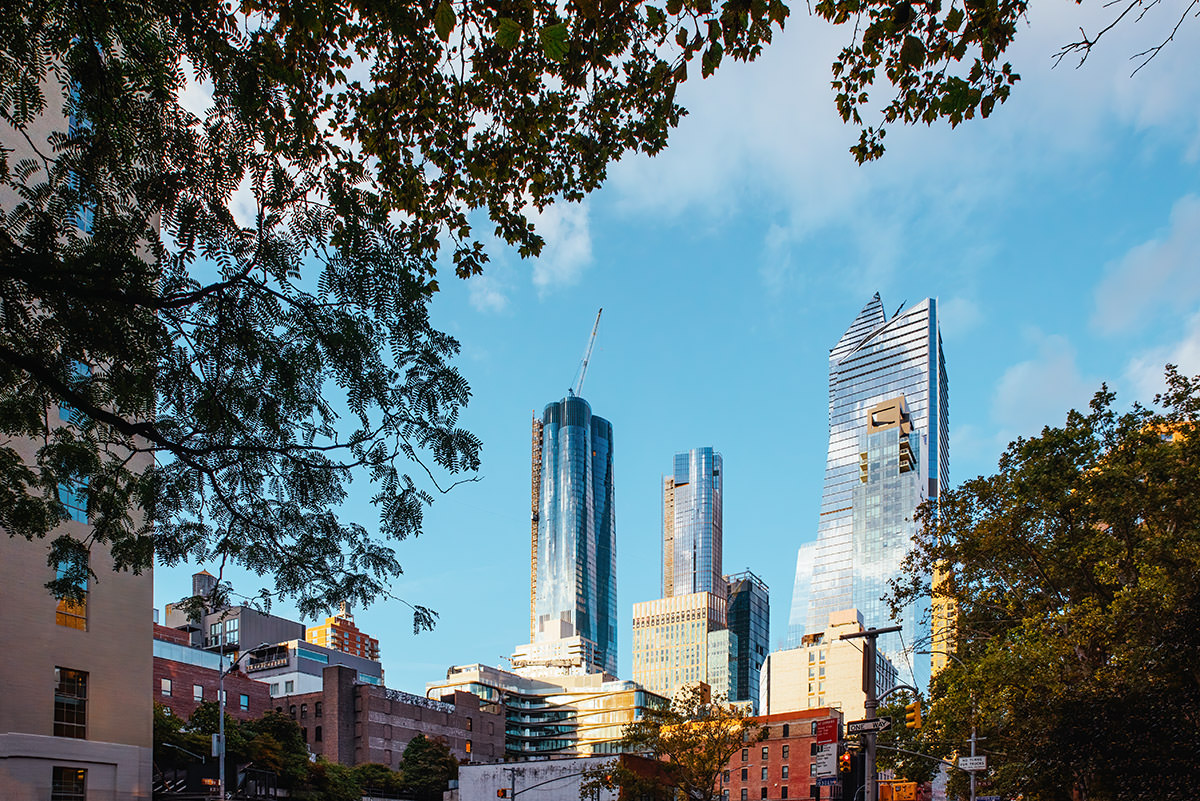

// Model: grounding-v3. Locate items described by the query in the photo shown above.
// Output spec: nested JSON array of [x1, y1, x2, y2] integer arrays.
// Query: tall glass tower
[[663, 447, 723, 598], [788, 295, 948, 690], [530, 394, 617, 675]]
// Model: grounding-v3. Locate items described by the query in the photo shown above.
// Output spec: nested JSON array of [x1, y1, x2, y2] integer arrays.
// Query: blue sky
[[156, 4, 1200, 695]]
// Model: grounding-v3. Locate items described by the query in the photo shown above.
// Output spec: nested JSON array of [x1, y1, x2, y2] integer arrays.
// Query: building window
[[301, 703, 307, 719], [783, 766, 790, 779], [270, 683, 279, 695], [54, 555, 88, 630], [783, 744, 790, 759], [742, 748, 748, 762], [741, 791, 747, 801], [782, 724, 790, 738], [161, 678, 172, 697], [240, 694, 249, 711], [782, 788, 789, 799], [810, 722, 819, 736], [741, 769, 748, 781], [315, 702, 323, 718], [723, 771, 730, 783], [467, 716, 473, 731], [761, 789, 767, 799], [761, 767, 768, 781], [193, 685, 203, 702], [762, 746, 769, 760], [315, 726, 322, 742], [466, 740, 472, 754], [58, 477, 89, 524], [810, 765, 817, 777], [289, 705, 297, 719], [285, 680, 294, 693], [51, 767, 87, 801], [53, 668, 87, 739], [810, 743, 819, 756]]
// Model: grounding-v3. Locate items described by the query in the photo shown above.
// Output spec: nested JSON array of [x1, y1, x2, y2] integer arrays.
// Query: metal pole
[[969, 726, 977, 801], [863, 635, 877, 801], [218, 649, 226, 799]]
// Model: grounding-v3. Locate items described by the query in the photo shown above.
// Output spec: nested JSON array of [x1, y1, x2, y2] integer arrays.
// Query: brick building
[[723, 708, 841, 801], [153, 625, 272, 722], [279, 665, 504, 769]]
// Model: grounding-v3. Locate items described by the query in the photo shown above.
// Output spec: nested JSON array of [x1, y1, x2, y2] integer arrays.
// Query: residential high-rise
[[726, 570, 769, 708], [662, 448, 723, 597], [528, 395, 617, 676], [306, 602, 381, 661], [788, 295, 948, 690]]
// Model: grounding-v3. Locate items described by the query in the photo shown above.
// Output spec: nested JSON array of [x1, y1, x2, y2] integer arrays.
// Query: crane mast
[[571, 308, 603, 397]]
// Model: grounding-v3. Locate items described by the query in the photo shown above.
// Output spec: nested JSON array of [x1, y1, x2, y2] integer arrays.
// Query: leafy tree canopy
[[890, 366, 1200, 801], [398, 733, 459, 801], [584, 685, 762, 801]]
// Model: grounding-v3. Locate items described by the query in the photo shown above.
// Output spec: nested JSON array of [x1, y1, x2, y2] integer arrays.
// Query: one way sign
[[846, 717, 893, 734]]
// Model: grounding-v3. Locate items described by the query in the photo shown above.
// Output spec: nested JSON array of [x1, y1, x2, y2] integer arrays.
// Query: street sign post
[[958, 756, 988, 772], [815, 743, 838, 777], [816, 718, 838, 745], [846, 717, 893, 735]]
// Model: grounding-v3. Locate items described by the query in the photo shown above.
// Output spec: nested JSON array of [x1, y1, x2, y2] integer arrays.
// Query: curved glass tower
[[530, 394, 617, 676], [788, 295, 948, 690], [663, 447, 723, 597]]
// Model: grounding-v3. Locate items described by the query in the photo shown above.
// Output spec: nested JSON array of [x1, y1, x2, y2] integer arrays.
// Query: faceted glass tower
[[663, 447, 723, 597], [530, 394, 617, 675], [789, 295, 948, 689]]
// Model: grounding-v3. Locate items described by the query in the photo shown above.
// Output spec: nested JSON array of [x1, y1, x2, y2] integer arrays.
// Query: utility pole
[[969, 725, 977, 801], [840, 625, 902, 801]]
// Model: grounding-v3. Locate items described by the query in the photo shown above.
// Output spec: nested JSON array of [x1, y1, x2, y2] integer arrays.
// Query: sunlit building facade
[[662, 448, 723, 597], [789, 295, 948, 690], [632, 592, 733, 700], [306, 602, 380, 661], [528, 395, 617, 675]]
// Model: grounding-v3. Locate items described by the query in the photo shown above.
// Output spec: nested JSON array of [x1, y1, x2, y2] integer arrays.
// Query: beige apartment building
[[759, 609, 898, 722], [0, 89, 154, 801]]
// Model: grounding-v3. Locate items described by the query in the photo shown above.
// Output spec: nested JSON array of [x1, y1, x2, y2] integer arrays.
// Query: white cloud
[[468, 274, 509, 313], [528, 200, 593, 293], [1124, 309, 1200, 403], [939, 297, 983, 338], [993, 332, 1098, 438], [1092, 194, 1200, 335]]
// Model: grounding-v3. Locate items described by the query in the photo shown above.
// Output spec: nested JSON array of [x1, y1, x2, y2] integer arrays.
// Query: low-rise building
[[428, 663, 666, 760], [163, 570, 306, 655], [723, 708, 842, 801], [245, 639, 383, 698], [278, 664, 503, 768], [152, 625, 272, 722]]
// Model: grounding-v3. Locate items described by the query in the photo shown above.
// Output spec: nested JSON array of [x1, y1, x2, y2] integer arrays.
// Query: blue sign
[[817, 778, 839, 787]]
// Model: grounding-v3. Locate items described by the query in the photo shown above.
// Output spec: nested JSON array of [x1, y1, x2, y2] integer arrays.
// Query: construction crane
[[570, 308, 603, 397]]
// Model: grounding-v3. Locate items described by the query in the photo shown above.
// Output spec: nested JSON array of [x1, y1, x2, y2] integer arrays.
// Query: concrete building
[[428, 663, 665, 759], [758, 610, 897, 722], [152, 625, 272, 722], [279, 665, 503, 768], [306, 601, 380, 661], [459, 756, 623, 801], [722, 708, 842, 801], [163, 573, 306, 656], [245, 638, 383, 698], [788, 295, 949, 690], [525, 395, 617, 675]]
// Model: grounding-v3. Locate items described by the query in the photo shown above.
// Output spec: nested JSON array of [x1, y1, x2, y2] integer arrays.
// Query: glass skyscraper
[[662, 447, 723, 597], [726, 570, 769, 708], [530, 394, 617, 676], [788, 294, 948, 690]]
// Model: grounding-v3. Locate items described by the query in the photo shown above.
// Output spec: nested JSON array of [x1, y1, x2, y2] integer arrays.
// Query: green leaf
[[944, 6, 964, 32], [646, 6, 666, 28], [495, 18, 522, 49], [434, 1, 456, 42], [666, 0, 683, 15], [899, 35, 925, 69], [540, 22, 569, 62]]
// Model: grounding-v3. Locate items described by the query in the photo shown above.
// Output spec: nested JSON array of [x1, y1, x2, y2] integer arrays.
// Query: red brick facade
[[153, 656, 272, 722], [723, 709, 841, 801], [276, 665, 505, 770]]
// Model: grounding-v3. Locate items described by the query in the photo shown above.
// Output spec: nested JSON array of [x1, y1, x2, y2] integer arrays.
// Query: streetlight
[[218, 642, 270, 799]]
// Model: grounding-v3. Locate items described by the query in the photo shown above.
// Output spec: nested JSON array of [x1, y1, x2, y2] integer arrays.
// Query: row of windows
[[159, 679, 248, 709], [726, 788, 792, 800]]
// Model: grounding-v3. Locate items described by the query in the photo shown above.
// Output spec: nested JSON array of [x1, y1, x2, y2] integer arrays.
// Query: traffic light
[[839, 750, 853, 773], [905, 699, 922, 730], [497, 790, 509, 798]]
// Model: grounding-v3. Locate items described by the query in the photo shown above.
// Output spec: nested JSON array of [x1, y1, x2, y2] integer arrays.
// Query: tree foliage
[[584, 685, 762, 801], [398, 733, 459, 801], [890, 366, 1200, 801], [875, 692, 940, 784], [0, 0, 787, 620]]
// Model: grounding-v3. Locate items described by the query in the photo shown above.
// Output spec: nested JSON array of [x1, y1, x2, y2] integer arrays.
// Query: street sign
[[814, 743, 838, 777], [978, 796, 1002, 801], [846, 717, 893, 734], [817, 778, 840, 787], [958, 756, 988, 771], [894, 782, 917, 801], [816, 718, 838, 745]]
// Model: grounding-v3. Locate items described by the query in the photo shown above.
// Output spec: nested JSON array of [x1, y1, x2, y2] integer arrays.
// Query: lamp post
[[218, 642, 269, 799]]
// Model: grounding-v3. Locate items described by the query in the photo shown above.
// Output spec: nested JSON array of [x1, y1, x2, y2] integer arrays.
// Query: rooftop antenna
[[571, 308, 603, 397]]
